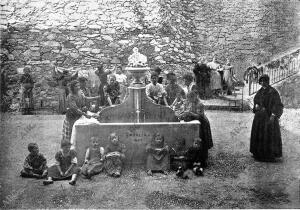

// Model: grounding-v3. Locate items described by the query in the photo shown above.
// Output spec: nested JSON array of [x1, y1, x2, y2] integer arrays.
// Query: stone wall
[[1, 0, 300, 111]]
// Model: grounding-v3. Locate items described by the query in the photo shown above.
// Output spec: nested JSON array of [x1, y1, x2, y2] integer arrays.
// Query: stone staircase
[[202, 84, 251, 112]]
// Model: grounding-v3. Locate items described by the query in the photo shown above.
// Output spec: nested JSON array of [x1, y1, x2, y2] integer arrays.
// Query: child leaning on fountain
[[146, 132, 170, 176], [81, 137, 105, 179], [43, 140, 80, 186], [20, 143, 48, 179], [103, 133, 126, 177]]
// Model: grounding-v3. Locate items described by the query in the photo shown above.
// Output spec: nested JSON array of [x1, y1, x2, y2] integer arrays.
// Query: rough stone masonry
[[0, 0, 300, 111]]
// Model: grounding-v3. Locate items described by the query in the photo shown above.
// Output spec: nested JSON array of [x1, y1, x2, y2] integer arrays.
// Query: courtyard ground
[[0, 109, 299, 209]]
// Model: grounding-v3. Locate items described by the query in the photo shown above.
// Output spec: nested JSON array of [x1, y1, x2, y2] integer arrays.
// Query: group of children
[[21, 132, 207, 185]]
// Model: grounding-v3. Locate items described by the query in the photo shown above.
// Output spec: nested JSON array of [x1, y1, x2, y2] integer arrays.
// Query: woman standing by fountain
[[177, 91, 213, 167], [62, 80, 100, 141]]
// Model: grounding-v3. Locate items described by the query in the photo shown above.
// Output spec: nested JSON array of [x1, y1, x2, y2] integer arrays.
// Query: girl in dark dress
[[43, 140, 80, 185], [146, 133, 170, 176], [103, 74, 121, 106], [20, 143, 47, 179], [250, 74, 284, 162], [177, 91, 213, 167]]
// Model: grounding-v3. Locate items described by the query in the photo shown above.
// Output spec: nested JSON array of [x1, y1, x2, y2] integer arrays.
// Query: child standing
[[20, 143, 47, 179], [43, 140, 80, 185], [146, 133, 170, 176], [81, 137, 104, 179], [103, 133, 126, 177]]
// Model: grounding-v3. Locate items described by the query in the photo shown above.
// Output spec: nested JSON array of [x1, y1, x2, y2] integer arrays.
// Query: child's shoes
[[43, 180, 53, 185], [193, 167, 204, 176], [69, 180, 76, 185], [175, 167, 184, 178], [147, 170, 153, 176]]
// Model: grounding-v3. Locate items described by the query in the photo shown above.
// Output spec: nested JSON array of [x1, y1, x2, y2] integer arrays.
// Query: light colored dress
[[207, 61, 222, 90], [146, 141, 170, 171], [223, 65, 233, 90], [115, 73, 128, 102]]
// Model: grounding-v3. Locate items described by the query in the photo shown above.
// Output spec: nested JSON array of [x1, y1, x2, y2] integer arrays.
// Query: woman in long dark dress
[[177, 91, 213, 167], [95, 65, 111, 109], [250, 74, 284, 162], [193, 63, 211, 99]]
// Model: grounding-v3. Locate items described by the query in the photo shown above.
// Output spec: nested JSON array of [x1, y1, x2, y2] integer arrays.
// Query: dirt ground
[[0, 110, 299, 209]]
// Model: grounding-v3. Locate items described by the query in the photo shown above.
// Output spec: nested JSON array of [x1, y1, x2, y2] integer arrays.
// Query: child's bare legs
[[69, 174, 77, 185]]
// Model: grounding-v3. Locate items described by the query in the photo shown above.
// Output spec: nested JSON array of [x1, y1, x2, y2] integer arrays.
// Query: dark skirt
[[97, 84, 105, 107], [146, 154, 170, 171], [250, 110, 282, 160], [103, 156, 123, 176], [47, 165, 80, 180], [170, 156, 187, 171]]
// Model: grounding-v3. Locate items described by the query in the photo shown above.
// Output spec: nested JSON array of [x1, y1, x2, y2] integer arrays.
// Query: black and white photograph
[[0, 0, 299, 208]]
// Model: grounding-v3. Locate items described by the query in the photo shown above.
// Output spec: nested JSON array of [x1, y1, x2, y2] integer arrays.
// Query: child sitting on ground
[[81, 136, 104, 179], [43, 140, 80, 185], [20, 143, 48, 179], [103, 133, 126, 177], [176, 138, 205, 179], [146, 132, 170, 176], [187, 137, 205, 176], [170, 138, 188, 172]]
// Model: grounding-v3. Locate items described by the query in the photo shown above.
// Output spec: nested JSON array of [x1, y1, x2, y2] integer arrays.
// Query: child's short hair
[[108, 132, 118, 141], [28, 143, 38, 152], [61, 140, 72, 148], [152, 132, 164, 141], [193, 137, 202, 144], [91, 136, 99, 142]]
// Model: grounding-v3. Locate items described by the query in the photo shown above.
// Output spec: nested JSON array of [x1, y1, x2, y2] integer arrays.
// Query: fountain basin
[[71, 120, 200, 166]]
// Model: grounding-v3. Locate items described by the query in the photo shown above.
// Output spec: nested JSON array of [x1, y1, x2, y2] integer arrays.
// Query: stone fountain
[[71, 48, 200, 166]]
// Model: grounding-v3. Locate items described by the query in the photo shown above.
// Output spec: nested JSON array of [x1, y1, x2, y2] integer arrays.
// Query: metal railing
[[248, 49, 300, 95]]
